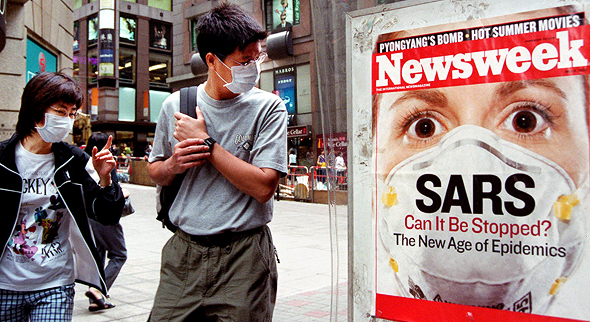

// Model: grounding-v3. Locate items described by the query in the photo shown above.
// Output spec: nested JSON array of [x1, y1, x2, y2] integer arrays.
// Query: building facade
[[73, 0, 173, 156], [0, 0, 399, 159], [0, 0, 76, 140], [168, 0, 319, 167], [71, 0, 321, 161]]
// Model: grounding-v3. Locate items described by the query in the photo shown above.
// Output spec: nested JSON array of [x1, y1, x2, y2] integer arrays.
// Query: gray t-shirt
[[149, 85, 287, 235]]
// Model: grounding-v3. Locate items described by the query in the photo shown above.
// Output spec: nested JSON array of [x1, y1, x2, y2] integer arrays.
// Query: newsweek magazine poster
[[373, 6, 590, 322]]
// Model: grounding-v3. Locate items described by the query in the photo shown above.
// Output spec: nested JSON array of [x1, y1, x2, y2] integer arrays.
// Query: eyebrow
[[495, 79, 566, 99], [389, 79, 566, 111], [55, 103, 78, 111], [392, 89, 448, 109]]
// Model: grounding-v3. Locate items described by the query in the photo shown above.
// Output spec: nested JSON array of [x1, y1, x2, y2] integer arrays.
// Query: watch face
[[205, 137, 215, 148]]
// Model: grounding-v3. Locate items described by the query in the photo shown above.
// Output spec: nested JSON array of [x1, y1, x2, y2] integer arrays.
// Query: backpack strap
[[180, 87, 188, 115], [180, 86, 198, 118], [187, 86, 198, 118], [157, 86, 198, 232]]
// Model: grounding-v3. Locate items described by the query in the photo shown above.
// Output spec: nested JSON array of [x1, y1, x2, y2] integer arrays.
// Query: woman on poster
[[373, 6, 590, 320]]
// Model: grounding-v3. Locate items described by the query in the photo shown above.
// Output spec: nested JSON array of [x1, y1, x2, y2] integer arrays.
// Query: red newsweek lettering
[[372, 26, 590, 93]]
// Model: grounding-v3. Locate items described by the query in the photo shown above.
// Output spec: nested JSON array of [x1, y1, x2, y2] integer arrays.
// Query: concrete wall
[[0, 0, 75, 141]]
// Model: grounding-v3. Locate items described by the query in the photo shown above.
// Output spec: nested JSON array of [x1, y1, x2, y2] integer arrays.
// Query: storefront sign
[[98, 29, 114, 76], [274, 66, 297, 114], [317, 133, 347, 152], [26, 38, 57, 81], [266, 0, 300, 31], [287, 125, 310, 137]]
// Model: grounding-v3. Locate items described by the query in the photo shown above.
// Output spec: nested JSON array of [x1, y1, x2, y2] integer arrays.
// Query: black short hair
[[196, 3, 268, 62], [85, 132, 110, 155], [16, 72, 83, 139]]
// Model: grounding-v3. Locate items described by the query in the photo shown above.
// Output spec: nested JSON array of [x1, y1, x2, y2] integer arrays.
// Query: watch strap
[[204, 137, 216, 150]]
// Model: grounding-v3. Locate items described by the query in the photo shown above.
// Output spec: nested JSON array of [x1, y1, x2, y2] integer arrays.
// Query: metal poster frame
[[347, 1, 590, 321]]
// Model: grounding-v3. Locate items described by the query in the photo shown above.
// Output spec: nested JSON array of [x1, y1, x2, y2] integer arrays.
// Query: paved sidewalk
[[72, 183, 348, 321]]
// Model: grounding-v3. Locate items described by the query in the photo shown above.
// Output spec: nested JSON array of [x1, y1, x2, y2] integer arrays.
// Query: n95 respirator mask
[[377, 125, 587, 314]]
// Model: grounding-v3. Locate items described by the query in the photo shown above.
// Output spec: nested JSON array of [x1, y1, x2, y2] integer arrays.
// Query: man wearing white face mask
[[0, 72, 125, 321], [147, 3, 287, 321]]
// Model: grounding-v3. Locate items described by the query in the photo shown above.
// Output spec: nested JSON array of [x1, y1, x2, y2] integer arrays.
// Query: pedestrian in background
[[84, 132, 128, 312], [0, 72, 125, 322], [147, 3, 287, 321], [111, 144, 119, 156], [335, 151, 347, 187], [289, 149, 297, 172], [316, 149, 326, 184], [306, 149, 314, 167]]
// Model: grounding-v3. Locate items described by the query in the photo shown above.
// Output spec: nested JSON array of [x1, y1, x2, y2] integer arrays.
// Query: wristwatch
[[203, 137, 216, 151]]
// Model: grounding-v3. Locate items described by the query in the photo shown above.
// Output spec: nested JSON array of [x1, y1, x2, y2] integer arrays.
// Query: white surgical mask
[[214, 55, 261, 94], [377, 125, 587, 314], [36, 113, 74, 143]]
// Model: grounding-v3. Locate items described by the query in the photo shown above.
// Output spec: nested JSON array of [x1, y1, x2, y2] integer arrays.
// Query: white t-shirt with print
[[0, 142, 75, 291]]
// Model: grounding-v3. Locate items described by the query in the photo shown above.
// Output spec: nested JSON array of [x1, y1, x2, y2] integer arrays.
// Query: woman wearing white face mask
[[0, 72, 125, 322]]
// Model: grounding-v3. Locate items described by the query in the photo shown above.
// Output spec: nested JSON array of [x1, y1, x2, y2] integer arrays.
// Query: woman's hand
[[92, 135, 116, 187]]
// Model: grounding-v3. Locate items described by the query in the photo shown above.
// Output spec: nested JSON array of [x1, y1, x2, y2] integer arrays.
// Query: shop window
[[73, 52, 80, 83], [120, 16, 136, 45], [26, 38, 57, 81], [115, 131, 135, 157], [88, 15, 98, 46], [265, 0, 300, 32], [119, 47, 136, 84], [73, 21, 79, 52], [149, 90, 171, 123], [150, 21, 171, 50], [149, 53, 170, 88], [190, 18, 199, 52], [296, 64, 311, 114], [260, 70, 273, 93], [88, 48, 98, 84], [148, 0, 171, 11], [119, 87, 136, 122]]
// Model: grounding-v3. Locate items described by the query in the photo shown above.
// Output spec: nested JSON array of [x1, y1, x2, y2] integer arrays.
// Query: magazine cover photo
[[373, 5, 590, 321]]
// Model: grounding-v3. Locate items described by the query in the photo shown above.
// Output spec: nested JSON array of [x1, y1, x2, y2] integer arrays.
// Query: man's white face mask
[[377, 125, 587, 313], [214, 54, 263, 94]]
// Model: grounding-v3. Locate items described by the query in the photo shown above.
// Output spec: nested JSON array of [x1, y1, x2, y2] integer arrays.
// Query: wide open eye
[[501, 103, 551, 136], [406, 116, 446, 140]]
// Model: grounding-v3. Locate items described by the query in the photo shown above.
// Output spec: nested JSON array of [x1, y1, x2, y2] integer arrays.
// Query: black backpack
[[155, 86, 198, 232]]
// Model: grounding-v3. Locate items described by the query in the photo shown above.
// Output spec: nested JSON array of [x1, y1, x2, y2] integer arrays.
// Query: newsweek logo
[[372, 20, 590, 93]]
